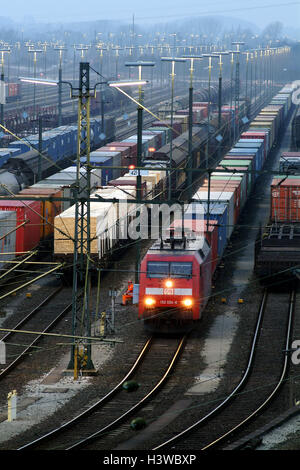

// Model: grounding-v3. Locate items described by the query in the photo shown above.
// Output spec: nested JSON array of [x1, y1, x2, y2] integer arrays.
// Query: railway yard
[[0, 91, 299, 453], [0, 26, 300, 458]]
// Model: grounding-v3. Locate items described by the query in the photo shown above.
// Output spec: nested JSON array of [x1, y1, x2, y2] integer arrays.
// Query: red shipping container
[[271, 178, 300, 221], [193, 102, 208, 107], [102, 145, 130, 157], [97, 145, 133, 175], [8, 83, 17, 97], [193, 103, 208, 118], [108, 141, 137, 158], [0, 200, 41, 253], [18, 188, 62, 239], [151, 120, 182, 138]]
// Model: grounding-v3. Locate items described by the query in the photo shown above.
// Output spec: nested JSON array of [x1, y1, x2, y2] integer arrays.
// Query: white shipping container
[[54, 186, 136, 259], [94, 186, 136, 258], [0, 210, 17, 271], [61, 166, 102, 190]]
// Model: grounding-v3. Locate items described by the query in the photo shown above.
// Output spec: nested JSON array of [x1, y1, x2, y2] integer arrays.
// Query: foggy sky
[[4, 0, 300, 30]]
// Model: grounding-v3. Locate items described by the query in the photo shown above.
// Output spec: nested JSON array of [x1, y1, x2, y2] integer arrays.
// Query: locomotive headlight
[[145, 297, 155, 307], [165, 279, 173, 288], [183, 298, 193, 308]]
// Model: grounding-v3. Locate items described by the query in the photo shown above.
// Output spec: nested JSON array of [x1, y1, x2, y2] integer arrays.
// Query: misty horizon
[[0, 0, 299, 31]]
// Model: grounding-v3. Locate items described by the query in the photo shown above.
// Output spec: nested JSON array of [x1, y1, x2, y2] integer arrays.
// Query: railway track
[[150, 288, 295, 451], [0, 285, 80, 407], [0, 285, 64, 380], [17, 334, 187, 450]]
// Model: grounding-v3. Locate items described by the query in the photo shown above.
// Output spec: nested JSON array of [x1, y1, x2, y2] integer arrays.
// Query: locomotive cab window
[[147, 261, 169, 278], [170, 262, 192, 278], [146, 261, 192, 278]]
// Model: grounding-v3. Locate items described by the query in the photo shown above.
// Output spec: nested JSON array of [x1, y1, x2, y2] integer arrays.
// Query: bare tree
[[261, 21, 283, 42]]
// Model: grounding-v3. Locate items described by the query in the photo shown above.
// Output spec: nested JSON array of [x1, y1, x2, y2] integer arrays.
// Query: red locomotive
[[138, 219, 215, 333]]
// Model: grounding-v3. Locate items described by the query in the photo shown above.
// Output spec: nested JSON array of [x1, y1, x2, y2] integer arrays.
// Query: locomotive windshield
[[147, 262, 169, 278], [147, 261, 192, 278], [170, 262, 192, 278]]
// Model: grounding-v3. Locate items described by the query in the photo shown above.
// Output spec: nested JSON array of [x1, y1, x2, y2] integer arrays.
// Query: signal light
[[183, 298, 193, 308], [145, 297, 155, 307], [148, 147, 156, 152], [128, 164, 135, 170]]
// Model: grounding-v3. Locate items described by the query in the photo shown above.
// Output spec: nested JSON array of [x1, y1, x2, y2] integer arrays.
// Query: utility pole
[[0, 48, 10, 137], [38, 116, 42, 181], [203, 53, 214, 169], [54, 45, 67, 127], [232, 42, 245, 141], [180, 55, 202, 200], [161, 57, 186, 202], [67, 62, 96, 375], [28, 48, 43, 123], [125, 61, 155, 284]]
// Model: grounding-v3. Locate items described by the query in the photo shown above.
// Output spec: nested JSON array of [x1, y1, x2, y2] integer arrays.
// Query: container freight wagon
[[18, 187, 62, 240], [53, 186, 136, 268], [0, 115, 116, 192], [5, 83, 21, 102]]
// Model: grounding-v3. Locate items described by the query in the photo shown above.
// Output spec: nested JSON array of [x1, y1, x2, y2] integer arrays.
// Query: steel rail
[[17, 336, 153, 450], [153, 290, 269, 450], [0, 287, 73, 380], [201, 289, 295, 450], [0, 285, 62, 345], [66, 334, 187, 450]]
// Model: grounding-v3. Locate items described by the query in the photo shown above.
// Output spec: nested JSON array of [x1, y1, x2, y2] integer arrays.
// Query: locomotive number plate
[[164, 288, 174, 295]]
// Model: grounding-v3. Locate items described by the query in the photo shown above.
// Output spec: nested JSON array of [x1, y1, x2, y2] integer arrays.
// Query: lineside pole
[[67, 62, 96, 375], [187, 58, 194, 200]]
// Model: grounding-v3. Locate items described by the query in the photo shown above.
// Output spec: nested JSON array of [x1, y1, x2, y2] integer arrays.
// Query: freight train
[[2, 80, 131, 135], [0, 80, 230, 273], [0, 79, 233, 199], [0, 81, 275, 287], [52, 94, 249, 268], [0, 115, 116, 196], [138, 84, 296, 333]]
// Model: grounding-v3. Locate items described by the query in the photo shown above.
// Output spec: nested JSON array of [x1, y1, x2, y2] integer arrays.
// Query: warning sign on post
[[129, 169, 149, 176]]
